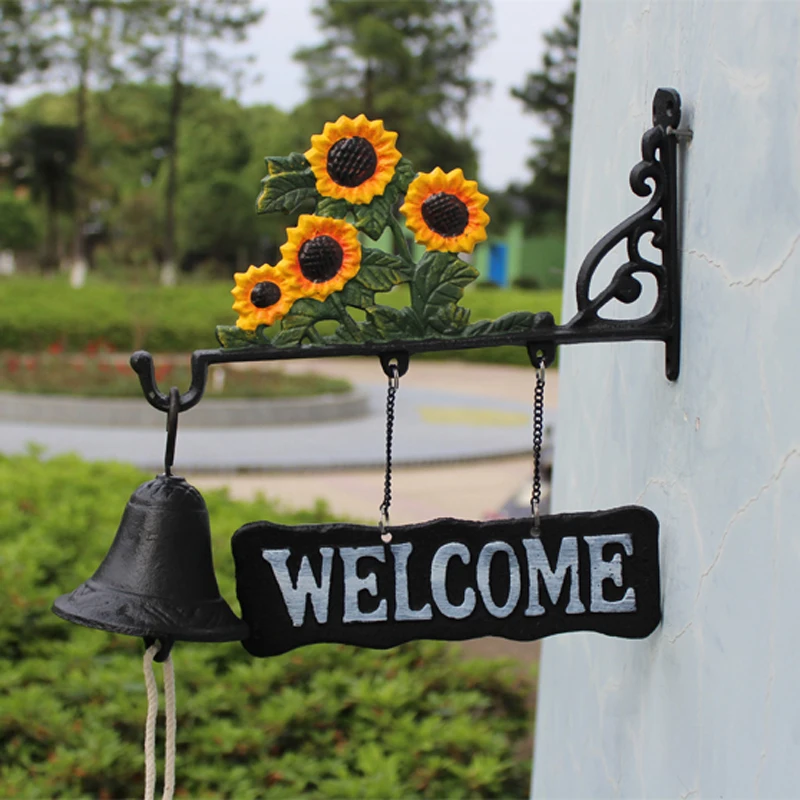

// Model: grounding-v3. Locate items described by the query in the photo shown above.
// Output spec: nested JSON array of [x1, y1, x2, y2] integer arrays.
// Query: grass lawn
[[0, 274, 562, 365]]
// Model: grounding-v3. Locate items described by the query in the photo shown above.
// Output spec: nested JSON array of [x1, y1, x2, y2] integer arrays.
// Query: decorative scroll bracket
[[131, 88, 686, 414]]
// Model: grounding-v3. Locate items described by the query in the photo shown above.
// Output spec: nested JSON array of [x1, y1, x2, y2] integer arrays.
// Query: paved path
[[1, 358, 557, 473], [184, 359, 558, 526]]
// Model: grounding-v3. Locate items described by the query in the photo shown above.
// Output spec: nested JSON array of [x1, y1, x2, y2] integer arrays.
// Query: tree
[[2, 82, 294, 275], [0, 191, 41, 251], [294, 0, 493, 175], [511, 0, 579, 232], [0, 1, 52, 107], [131, 0, 263, 283], [27, 0, 160, 272], [5, 123, 77, 269]]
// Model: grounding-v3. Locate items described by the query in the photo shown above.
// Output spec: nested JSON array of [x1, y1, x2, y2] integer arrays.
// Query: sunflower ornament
[[279, 214, 362, 302], [231, 263, 303, 331], [220, 115, 520, 350], [305, 115, 401, 205], [401, 167, 490, 254]]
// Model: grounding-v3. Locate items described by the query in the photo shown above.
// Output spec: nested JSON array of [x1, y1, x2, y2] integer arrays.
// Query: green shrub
[[0, 451, 534, 798]]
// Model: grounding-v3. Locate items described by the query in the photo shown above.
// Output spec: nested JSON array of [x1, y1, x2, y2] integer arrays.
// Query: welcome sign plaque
[[233, 506, 660, 657]]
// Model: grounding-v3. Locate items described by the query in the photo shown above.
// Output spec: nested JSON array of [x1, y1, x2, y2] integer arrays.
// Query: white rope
[[143, 645, 160, 800], [162, 654, 177, 800], [142, 644, 178, 800]]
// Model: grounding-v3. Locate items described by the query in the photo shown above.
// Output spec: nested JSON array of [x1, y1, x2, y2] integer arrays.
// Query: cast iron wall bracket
[[131, 88, 686, 414]]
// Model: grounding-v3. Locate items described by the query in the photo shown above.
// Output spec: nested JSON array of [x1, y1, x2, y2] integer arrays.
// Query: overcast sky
[[241, 0, 572, 190]]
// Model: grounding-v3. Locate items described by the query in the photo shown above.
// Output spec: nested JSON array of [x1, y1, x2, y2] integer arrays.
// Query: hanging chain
[[531, 358, 546, 533], [379, 364, 400, 541]]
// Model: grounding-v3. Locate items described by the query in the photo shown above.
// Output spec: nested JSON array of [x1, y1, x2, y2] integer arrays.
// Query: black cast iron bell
[[53, 472, 248, 646]]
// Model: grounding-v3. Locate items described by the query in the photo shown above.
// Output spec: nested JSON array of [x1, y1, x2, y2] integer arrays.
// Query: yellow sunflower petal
[[400, 167, 490, 254], [230, 262, 304, 330], [305, 115, 401, 205], [279, 214, 362, 302]]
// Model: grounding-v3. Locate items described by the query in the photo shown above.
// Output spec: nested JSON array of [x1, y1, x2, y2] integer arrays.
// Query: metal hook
[[388, 362, 399, 390], [164, 387, 180, 477], [379, 351, 409, 380]]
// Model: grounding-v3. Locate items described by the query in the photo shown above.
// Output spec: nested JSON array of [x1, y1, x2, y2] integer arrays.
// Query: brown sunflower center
[[327, 136, 378, 187], [250, 280, 281, 308], [298, 235, 344, 283], [420, 192, 470, 237]]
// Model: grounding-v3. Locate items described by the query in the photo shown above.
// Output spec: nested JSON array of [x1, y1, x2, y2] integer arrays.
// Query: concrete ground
[[1, 357, 557, 473]]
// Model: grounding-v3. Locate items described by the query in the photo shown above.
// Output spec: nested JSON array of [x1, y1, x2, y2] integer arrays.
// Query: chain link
[[531, 358, 546, 533], [379, 364, 400, 540]]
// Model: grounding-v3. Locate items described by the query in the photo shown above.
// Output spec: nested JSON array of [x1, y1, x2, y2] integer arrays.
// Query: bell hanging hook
[[164, 387, 180, 477]]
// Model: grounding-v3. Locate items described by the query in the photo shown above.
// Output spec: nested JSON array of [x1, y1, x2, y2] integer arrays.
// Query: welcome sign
[[232, 506, 661, 657]]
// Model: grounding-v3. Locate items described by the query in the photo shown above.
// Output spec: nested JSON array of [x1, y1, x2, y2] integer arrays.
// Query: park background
[[0, 0, 578, 796]]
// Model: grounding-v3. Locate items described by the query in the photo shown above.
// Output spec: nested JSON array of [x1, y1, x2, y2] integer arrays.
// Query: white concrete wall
[[533, 2, 800, 797]]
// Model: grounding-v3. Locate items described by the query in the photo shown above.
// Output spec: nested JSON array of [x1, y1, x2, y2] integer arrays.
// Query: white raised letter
[[391, 543, 433, 621], [262, 547, 334, 627], [340, 546, 388, 623], [523, 537, 586, 616], [586, 534, 637, 613], [476, 542, 521, 618], [431, 542, 476, 620]]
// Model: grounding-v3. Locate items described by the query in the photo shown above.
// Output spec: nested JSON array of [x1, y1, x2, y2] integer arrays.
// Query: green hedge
[[0, 451, 534, 798], [0, 275, 562, 366]]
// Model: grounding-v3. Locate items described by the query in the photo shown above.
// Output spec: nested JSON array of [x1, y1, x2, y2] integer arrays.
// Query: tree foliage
[[1, 85, 296, 274], [0, 0, 51, 102], [511, 0, 579, 232], [0, 192, 41, 250], [130, 0, 263, 270], [4, 122, 77, 267], [294, 0, 493, 174], [0, 0, 496, 274]]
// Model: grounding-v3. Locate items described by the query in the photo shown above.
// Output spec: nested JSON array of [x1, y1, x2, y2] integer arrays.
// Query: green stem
[[305, 326, 324, 345], [328, 293, 361, 339], [388, 213, 416, 269]]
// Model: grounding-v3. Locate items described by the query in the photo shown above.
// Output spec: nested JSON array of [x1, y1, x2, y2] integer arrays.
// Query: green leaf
[[350, 158, 414, 239], [355, 248, 411, 292], [340, 280, 375, 310], [264, 152, 310, 176], [462, 311, 538, 338], [362, 305, 424, 341], [256, 169, 318, 215], [326, 324, 363, 345], [353, 193, 393, 239], [316, 196, 350, 218], [215, 325, 262, 349], [274, 296, 338, 346], [427, 304, 471, 336], [411, 251, 479, 324], [271, 327, 305, 347], [391, 157, 417, 193], [281, 297, 336, 328]]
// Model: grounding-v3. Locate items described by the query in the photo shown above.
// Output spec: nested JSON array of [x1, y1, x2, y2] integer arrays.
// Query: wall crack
[[696, 448, 800, 599], [688, 233, 800, 289]]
